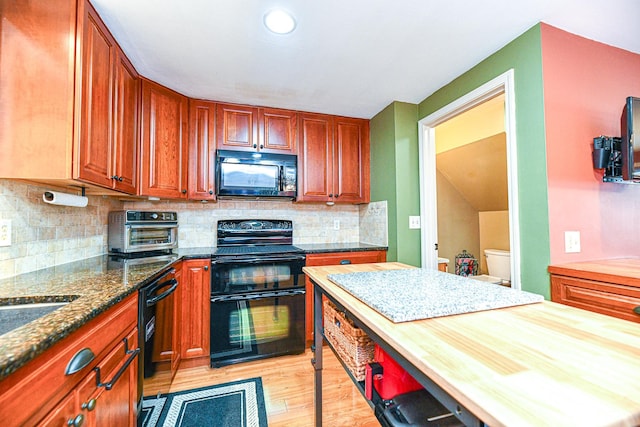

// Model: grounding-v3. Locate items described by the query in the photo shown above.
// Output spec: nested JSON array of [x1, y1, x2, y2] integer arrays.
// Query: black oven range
[[210, 219, 306, 367]]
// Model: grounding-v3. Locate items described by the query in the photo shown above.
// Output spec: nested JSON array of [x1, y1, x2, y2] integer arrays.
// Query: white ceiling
[[91, 0, 640, 119]]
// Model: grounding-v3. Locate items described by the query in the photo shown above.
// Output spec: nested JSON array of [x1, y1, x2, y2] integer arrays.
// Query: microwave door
[[220, 163, 279, 194]]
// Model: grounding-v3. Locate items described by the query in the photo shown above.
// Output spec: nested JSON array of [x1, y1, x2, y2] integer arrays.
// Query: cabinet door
[[181, 259, 211, 360], [77, 3, 114, 188], [152, 264, 182, 379], [140, 79, 188, 198], [188, 100, 216, 200], [38, 392, 78, 427], [216, 103, 258, 152], [304, 251, 387, 343], [259, 108, 297, 153], [112, 51, 139, 194], [333, 117, 370, 204], [297, 113, 334, 202]]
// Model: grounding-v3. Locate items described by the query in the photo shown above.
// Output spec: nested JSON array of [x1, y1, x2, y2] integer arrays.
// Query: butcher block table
[[304, 262, 640, 427]]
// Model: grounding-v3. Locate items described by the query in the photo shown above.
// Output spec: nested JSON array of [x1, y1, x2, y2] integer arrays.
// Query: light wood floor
[[144, 348, 380, 427]]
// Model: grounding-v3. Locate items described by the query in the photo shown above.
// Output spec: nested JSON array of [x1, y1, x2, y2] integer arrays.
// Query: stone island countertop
[[327, 268, 543, 322], [0, 254, 178, 380]]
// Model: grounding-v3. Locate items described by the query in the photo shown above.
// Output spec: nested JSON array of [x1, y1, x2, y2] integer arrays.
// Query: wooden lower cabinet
[[549, 259, 640, 323], [180, 259, 211, 362], [304, 250, 386, 344], [0, 293, 139, 427], [153, 264, 182, 379]]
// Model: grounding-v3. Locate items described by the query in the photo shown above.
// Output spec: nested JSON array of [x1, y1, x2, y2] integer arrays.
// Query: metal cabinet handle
[[81, 398, 96, 411], [328, 193, 333, 198], [633, 306, 640, 315], [111, 175, 119, 180], [253, 143, 257, 148], [259, 144, 264, 149], [339, 259, 351, 265], [95, 341, 140, 391], [65, 348, 95, 375], [67, 414, 84, 427], [181, 189, 187, 194], [204, 265, 209, 271], [209, 190, 213, 195]]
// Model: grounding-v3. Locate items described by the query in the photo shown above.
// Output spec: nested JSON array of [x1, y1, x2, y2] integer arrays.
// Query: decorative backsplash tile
[[0, 179, 388, 279]]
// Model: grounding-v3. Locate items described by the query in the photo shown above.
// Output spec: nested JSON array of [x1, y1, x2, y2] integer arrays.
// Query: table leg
[[312, 282, 323, 426]]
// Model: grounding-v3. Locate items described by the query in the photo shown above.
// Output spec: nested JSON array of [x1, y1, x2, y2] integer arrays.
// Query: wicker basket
[[323, 299, 375, 381]]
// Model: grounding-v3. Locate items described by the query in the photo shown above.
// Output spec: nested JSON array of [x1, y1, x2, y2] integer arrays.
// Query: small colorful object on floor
[[454, 250, 478, 277]]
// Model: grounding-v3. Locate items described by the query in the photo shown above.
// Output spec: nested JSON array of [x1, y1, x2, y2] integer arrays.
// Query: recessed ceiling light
[[264, 9, 296, 34]]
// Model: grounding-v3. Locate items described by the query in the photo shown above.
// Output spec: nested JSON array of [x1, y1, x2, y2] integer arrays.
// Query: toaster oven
[[108, 210, 178, 255]]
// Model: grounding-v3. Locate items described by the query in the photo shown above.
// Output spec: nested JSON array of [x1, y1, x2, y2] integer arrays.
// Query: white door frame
[[417, 69, 521, 289]]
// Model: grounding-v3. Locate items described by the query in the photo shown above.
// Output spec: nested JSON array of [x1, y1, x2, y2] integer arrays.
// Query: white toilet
[[472, 249, 511, 286]]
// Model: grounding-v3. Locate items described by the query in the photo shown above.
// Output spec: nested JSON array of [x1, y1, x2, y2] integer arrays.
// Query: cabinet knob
[[253, 143, 257, 149], [633, 306, 640, 315], [209, 190, 213, 195], [81, 398, 97, 411], [334, 194, 339, 198], [118, 176, 123, 182], [204, 265, 209, 271], [259, 144, 264, 149], [67, 414, 84, 427], [182, 189, 187, 194], [111, 175, 119, 180], [328, 194, 333, 198]]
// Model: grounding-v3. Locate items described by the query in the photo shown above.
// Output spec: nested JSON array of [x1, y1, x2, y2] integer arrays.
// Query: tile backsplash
[[0, 179, 388, 279]]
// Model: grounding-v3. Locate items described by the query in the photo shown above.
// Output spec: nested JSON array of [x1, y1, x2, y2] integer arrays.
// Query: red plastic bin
[[366, 344, 423, 400]]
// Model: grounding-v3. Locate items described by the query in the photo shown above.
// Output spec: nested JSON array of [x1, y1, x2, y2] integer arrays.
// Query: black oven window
[[130, 228, 172, 245], [228, 265, 291, 287]]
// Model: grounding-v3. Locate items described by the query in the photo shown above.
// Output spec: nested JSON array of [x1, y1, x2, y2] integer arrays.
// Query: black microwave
[[215, 150, 297, 199]]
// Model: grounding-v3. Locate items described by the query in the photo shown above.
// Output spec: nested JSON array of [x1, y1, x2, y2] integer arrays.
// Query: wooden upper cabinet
[[76, 1, 139, 194], [77, 4, 114, 189], [0, 0, 140, 194], [259, 108, 297, 153], [297, 113, 370, 204], [188, 100, 216, 200], [217, 103, 297, 154], [111, 51, 139, 194], [333, 117, 370, 203], [140, 79, 188, 198], [297, 113, 333, 202], [216, 103, 258, 151]]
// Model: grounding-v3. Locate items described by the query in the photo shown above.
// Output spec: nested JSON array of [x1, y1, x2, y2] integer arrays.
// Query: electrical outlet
[[564, 231, 580, 253], [409, 216, 421, 229], [0, 219, 11, 247], [333, 219, 340, 230]]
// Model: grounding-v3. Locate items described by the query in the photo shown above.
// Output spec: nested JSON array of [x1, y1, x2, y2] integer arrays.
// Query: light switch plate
[[409, 216, 421, 229], [564, 230, 580, 253], [0, 219, 11, 247]]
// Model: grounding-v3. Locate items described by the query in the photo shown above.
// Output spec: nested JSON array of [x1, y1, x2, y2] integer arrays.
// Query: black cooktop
[[214, 245, 303, 256]]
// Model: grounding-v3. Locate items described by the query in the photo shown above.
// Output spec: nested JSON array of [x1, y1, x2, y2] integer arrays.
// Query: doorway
[[417, 70, 521, 289]]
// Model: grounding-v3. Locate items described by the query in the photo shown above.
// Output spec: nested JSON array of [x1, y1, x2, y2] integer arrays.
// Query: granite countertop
[[0, 243, 385, 380], [0, 255, 179, 380], [327, 268, 543, 322], [295, 242, 387, 253]]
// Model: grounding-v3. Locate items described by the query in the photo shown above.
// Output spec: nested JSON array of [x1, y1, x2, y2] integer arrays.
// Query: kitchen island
[[304, 262, 640, 427]]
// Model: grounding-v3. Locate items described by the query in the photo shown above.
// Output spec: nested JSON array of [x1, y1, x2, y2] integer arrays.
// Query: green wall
[[370, 24, 552, 297], [370, 102, 421, 267]]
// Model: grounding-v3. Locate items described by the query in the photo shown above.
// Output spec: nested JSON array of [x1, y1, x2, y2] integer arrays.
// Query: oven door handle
[[211, 288, 305, 303], [212, 254, 305, 265], [146, 278, 178, 306]]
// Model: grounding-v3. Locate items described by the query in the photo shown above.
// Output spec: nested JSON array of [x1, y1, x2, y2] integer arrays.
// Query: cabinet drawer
[[0, 293, 138, 426], [306, 250, 386, 267], [551, 275, 640, 323]]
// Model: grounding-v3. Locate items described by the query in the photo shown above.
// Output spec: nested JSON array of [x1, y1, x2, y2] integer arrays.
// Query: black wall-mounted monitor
[[621, 96, 640, 181]]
